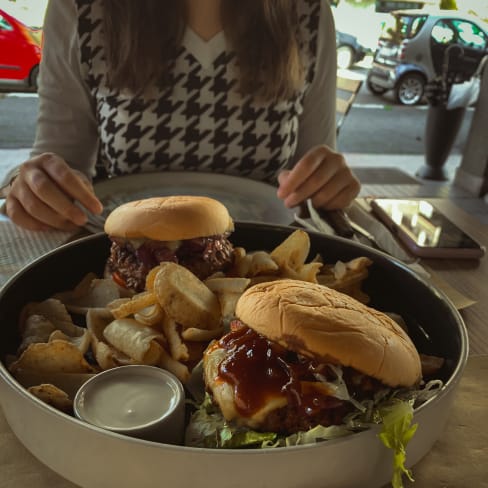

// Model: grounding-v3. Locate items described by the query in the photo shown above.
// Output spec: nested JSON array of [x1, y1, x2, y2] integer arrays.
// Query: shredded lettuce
[[186, 380, 442, 488], [278, 424, 356, 447], [378, 400, 418, 488], [185, 394, 277, 448], [185, 393, 358, 449], [315, 364, 367, 413]]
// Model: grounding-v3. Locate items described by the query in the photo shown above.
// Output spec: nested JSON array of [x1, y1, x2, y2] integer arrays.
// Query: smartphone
[[370, 198, 486, 259]]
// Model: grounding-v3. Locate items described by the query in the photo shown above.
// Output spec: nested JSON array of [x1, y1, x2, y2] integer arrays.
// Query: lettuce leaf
[[378, 400, 418, 488], [185, 393, 361, 449], [185, 394, 277, 448], [186, 387, 428, 488]]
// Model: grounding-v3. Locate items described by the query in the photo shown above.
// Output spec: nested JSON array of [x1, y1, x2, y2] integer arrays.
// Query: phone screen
[[371, 199, 480, 250]]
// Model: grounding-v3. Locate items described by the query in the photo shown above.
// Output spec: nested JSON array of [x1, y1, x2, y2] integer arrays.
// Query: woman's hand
[[277, 145, 360, 210], [5, 153, 103, 231]]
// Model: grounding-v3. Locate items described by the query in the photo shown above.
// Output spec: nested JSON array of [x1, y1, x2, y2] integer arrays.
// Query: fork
[[75, 201, 106, 233]]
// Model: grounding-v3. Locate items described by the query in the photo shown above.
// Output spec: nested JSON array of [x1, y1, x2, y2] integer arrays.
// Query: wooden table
[[1, 194, 488, 488], [420, 198, 488, 356]]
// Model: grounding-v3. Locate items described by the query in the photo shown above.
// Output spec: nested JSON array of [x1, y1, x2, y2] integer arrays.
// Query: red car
[[0, 9, 42, 90]]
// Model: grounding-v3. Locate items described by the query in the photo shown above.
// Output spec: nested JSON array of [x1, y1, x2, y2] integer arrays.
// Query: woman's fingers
[[6, 153, 103, 231], [276, 146, 326, 201], [40, 156, 103, 215], [277, 146, 360, 210], [6, 193, 79, 232], [20, 164, 88, 226], [279, 157, 338, 208], [311, 168, 361, 210]]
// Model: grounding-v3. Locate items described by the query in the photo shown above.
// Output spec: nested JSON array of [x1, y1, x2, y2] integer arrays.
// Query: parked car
[[366, 9, 488, 105], [336, 31, 369, 69], [0, 9, 42, 91]]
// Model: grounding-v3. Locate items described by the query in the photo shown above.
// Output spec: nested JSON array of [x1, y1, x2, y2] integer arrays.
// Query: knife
[[314, 208, 355, 238], [345, 200, 417, 264]]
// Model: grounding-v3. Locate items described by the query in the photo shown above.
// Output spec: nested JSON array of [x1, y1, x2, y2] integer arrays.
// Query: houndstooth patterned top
[[32, 0, 337, 185]]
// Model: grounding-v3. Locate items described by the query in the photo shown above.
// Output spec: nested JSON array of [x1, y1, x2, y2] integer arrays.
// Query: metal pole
[[453, 59, 488, 196]]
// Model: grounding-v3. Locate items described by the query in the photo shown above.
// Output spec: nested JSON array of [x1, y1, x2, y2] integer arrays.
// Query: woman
[[2, 0, 360, 231]]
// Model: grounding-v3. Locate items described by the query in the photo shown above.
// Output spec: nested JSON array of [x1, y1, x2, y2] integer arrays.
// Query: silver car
[[367, 9, 488, 105]]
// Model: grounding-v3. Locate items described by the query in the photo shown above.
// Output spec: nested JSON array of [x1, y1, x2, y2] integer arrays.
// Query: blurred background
[[1, 0, 487, 176]]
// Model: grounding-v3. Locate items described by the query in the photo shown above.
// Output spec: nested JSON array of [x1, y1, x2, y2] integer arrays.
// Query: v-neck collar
[[182, 27, 226, 69]]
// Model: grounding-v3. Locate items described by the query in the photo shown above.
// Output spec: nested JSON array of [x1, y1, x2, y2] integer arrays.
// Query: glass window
[[409, 16, 428, 38], [451, 20, 487, 51], [390, 14, 427, 40], [431, 21, 455, 45], [0, 14, 13, 31]]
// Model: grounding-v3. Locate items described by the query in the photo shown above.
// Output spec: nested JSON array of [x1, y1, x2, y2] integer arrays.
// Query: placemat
[[0, 215, 73, 288]]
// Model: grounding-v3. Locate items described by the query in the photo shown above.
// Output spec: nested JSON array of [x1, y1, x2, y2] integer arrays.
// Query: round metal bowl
[[0, 223, 468, 488]]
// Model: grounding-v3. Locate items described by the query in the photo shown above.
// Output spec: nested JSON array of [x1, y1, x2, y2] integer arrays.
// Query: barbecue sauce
[[218, 324, 342, 420]]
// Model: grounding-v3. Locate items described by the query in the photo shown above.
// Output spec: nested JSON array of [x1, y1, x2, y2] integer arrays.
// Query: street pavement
[[0, 81, 474, 155], [0, 83, 468, 182]]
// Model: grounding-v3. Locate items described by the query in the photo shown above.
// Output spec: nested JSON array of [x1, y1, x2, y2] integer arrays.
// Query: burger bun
[[235, 279, 422, 388], [104, 196, 234, 240]]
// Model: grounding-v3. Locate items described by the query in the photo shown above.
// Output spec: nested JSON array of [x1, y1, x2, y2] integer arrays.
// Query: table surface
[[418, 198, 488, 356], [1, 190, 488, 488]]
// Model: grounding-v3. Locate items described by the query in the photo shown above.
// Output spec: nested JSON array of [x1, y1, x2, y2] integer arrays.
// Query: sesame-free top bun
[[104, 196, 234, 241], [235, 279, 422, 388]]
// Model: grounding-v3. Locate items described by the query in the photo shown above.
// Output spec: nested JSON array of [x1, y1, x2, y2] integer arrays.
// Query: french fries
[[162, 316, 189, 362], [110, 291, 158, 320], [9, 228, 373, 394], [134, 303, 165, 327], [205, 277, 251, 319], [316, 256, 372, 303]]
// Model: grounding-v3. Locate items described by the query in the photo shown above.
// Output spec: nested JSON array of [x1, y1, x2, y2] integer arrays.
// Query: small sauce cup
[[73, 365, 185, 445]]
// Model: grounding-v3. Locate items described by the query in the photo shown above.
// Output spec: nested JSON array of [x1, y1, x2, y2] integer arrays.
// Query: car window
[[388, 14, 428, 41], [410, 16, 427, 38], [431, 21, 455, 44], [396, 16, 412, 38], [451, 20, 487, 51], [0, 14, 13, 31]]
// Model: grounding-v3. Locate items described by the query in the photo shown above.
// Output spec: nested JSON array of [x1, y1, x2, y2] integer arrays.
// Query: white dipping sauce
[[80, 376, 177, 429], [75, 366, 183, 435]]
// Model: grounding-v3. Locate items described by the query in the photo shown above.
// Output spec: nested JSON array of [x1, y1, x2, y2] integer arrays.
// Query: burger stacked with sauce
[[104, 196, 235, 292], [189, 279, 424, 447]]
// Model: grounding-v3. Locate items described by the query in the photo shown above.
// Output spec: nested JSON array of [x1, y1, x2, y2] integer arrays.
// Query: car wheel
[[395, 73, 425, 105], [366, 77, 388, 95], [29, 65, 39, 90], [337, 45, 355, 70]]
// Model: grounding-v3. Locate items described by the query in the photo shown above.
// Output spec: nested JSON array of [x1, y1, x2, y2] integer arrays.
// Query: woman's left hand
[[277, 145, 360, 210]]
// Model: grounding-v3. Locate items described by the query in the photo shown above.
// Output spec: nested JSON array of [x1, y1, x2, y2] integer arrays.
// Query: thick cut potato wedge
[[154, 262, 221, 330]]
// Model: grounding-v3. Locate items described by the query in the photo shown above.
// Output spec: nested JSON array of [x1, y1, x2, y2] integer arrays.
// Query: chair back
[[336, 75, 363, 136]]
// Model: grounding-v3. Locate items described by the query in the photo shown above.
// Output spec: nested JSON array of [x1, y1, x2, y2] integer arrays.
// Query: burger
[[200, 279, 422, 439], [104, 196, 235, 292]]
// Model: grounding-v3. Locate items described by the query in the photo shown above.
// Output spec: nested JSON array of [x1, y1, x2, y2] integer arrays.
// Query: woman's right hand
[[5, 152, 103, 231]]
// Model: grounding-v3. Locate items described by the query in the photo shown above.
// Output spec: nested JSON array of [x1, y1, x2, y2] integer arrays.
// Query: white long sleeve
[[293, 0, 337, 164], [31, 0, 98, 178]]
